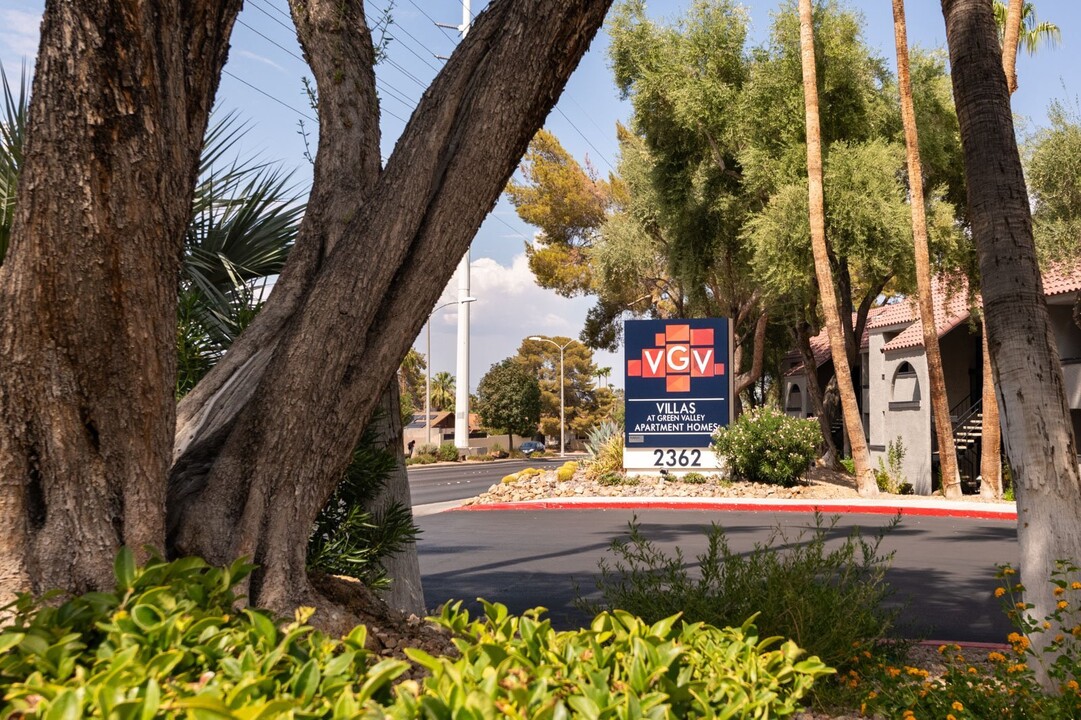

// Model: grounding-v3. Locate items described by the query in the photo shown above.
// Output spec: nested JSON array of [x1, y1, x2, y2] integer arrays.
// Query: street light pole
[[427, 297, 476, 447], [529, 336, 573, 458]]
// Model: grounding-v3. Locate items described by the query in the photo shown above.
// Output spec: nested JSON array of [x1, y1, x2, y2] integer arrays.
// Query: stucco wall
[[880, 347, 933, 494], [1050, 305, 1081, 361]]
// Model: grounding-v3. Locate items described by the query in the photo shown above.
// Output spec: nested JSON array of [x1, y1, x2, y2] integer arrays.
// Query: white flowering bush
[[712, 406, 820, 486]]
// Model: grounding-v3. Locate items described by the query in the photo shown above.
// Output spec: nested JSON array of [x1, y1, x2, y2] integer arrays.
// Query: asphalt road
[[416, 507, 1019, 644], [407, 457, 562, 507]]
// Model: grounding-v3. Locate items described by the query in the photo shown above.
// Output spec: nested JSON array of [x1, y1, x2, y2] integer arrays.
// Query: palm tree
[[891, 0, 962, 499], [994, 1, 1060, 93], [797, 0, 876, 495], [0, 65, 26, 263], [431, 371, 456, 412]]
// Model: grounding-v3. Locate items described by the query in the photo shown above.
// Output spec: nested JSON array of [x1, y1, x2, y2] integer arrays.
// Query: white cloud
[[1, 9, 41, 67], [417, 252, 623, 391], [236, 49, 284, 72]]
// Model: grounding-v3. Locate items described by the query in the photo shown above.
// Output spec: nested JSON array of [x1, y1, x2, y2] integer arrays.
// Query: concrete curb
[[451, 496, 1017, 521]]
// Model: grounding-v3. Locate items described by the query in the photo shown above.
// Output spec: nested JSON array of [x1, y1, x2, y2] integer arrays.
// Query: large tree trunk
[[797, 0, 876, 496], [943, 0, 1081, 685], [0, 0, 241, 601], [979, 321, 1003, 498], [892, 0, 962, 499], [169, 0, 614, 618]]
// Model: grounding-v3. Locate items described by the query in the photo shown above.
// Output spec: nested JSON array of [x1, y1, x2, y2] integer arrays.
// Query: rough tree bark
[[797, 0, 876, 495], [892, 0, 962, 499], [943, 0, 1081, 683], [169, 0, 614, 618], [0, 0, 242, 601]]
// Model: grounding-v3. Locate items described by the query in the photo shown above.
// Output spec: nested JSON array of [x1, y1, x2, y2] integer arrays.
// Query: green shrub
[[400, 601, 832, 719], [711, 406, 819, 486], [0, 551, 409, 719], [0, 554, 833, 720], [840, 456, 856, 475], [597, 471, 637, 487], [405, 453, 437, 465], [556, 461, 579, 482], [437, 441, 459, 462], [875, 436, 907, 493], [681, 471, 707, 484], [580, 512, 898, 673], [415, 443, 439, 457]]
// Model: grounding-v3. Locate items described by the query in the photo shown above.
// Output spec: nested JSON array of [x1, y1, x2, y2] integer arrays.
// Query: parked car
[[519, 441, 546, 456]]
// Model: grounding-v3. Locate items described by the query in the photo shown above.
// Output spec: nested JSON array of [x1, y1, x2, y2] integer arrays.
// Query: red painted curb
[[453, 500, 1016, 521]]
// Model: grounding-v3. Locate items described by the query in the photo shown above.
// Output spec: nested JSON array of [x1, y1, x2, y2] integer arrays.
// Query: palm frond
[[0, 63, 29, 263]]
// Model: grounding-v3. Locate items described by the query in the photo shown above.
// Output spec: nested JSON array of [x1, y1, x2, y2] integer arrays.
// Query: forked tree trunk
[[169, 0, 614, 618], [0, 0, 241, 601], [979, 323, 1003, 498], [797, 0, 876, 495], [943, 0, 1081, 685], [892, 0, 962, 499]]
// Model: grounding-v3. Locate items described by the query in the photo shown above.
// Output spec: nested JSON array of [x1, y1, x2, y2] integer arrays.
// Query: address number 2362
[[651, 449, 702, 468]]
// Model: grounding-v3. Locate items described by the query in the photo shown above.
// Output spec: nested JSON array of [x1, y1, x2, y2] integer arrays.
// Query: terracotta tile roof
[[783, 306, 890, 376], [1042, 261, 1081, 297], [866, 299, 916, 329], [882, 275, 972, 352]]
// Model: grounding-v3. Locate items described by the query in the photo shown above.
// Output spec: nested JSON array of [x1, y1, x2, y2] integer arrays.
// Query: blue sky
[[2, 0, 1079, 392]]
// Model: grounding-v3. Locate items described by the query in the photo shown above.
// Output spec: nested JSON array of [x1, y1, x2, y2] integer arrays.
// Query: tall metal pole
[[559, 345, 566, 458], [425, 318, 432, 447], [452, 0, 473, 456], [529, 335, 572, 457]]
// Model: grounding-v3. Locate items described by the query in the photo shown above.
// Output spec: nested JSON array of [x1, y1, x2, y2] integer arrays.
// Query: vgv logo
[[626, 324, 725, 393]]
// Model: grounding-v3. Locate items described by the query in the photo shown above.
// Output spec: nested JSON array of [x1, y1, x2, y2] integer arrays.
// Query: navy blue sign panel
[[624, 318, 731, 449]]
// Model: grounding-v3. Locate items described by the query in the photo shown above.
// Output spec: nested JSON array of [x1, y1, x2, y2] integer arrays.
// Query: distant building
[[782, 264, 1081, 494]]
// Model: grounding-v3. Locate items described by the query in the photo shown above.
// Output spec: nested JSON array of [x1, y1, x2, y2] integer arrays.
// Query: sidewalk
[[451, 494, 1017, 521]]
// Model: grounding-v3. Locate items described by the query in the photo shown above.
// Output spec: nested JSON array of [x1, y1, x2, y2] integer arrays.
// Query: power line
[[554, 106, 614, 172], [405, 0, 461, 45], [237, 18, 305, 63], [223, 69, 317, 122], [245, 0, 297, 35], [385, 57, 428, 90]]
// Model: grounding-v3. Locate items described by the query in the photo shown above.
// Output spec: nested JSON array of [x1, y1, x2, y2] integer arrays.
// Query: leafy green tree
[[1028, 100, 1081, 267], [397, 348, 427, 411], [515, 336, 613, 440], [476, 359, 542, 450]]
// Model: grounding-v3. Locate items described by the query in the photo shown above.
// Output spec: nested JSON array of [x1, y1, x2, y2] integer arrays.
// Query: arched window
[[890, 362, 920, 406], [786, 384, 803, 411]]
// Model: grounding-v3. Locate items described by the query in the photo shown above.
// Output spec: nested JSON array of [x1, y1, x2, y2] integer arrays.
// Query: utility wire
[[237, 18, 305, 63], [554, 106, 615, 172], [246, 0, 297, 35], [223, 70, 317, 122], [405, 0, 460, 44], [385, 57, 428, 90]]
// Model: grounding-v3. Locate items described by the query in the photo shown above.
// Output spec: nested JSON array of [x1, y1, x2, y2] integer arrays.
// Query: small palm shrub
[[712, 406, 820, 486], [307, 422, 420, 589], [580, 512, 899, 674]]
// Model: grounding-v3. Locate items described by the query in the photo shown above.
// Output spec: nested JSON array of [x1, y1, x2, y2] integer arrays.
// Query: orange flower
[[988, 651, 1007, 662], [1055, 587, 1066, 596], [953, 701, 965, 711], [995, 587, 1006, 598], [1059, 600, 1070, 610]]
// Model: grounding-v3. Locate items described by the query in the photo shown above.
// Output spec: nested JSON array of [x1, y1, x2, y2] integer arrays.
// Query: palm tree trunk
[[943, 0, 1081, 687], [979, 322, 1003, 498], [796, 320, 840, 469], [1001, 0, 1024, 93], [892, 0, 962, 498], [797, 0, 876, 495]]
